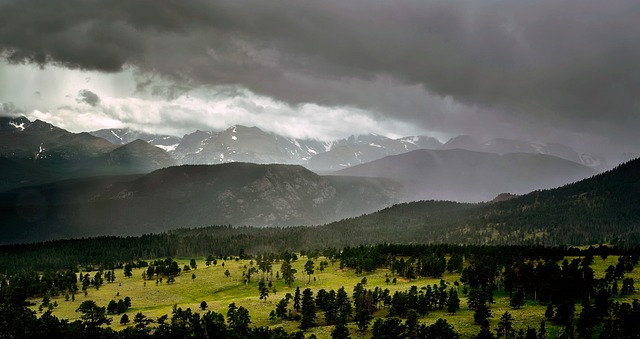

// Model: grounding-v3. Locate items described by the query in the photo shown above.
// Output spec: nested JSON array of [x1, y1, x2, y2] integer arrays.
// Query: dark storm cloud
[[76, 89, 101, 106], [1, 0, 639, 147]]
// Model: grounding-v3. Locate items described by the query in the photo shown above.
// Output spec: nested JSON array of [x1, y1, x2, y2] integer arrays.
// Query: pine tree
[[496, 311, 514, 339], [331, 312, 351, 339], [120, 313, 130, 325], [276, 297, 289, 319], [281, 259, 297, 287], [354, 290, 373, 331], [544, 304, 554, 320], [304, 259, 315, 283], [259, 278, 269, 300], [294, 287, 302, 312], [474, 303, 492, 325], [447, 288, 461, 314], [510, 289, 526, 309], [300, 288, 316, 330]]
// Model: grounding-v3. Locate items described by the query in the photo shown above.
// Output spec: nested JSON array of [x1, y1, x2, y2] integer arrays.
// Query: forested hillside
[[2, 158, 639, 273]]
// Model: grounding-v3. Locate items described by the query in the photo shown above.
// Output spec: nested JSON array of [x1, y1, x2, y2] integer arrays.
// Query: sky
[[0, 0, 639, 156]]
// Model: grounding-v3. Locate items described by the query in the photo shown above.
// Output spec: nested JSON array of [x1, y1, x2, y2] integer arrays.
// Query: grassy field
[[30, 255, 639, 338]]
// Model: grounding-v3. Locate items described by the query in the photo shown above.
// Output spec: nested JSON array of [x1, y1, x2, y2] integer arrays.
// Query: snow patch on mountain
[[9, 120, 25, 131], [156, 144, 178, 152]]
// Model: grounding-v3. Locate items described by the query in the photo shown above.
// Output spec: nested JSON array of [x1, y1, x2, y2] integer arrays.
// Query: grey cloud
[[76, 89, 101, 106], [0, 102, 23, 116], [1, 0, 639, 149]]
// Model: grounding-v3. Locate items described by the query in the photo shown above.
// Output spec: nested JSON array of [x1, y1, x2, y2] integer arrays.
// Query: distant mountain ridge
[[0, 116, 175, 192], [92, 125, 445, 171], [441, 135, 611, 170], [90, 128, 182, 152], [306, 134, 442, 171], [0, 163, 401, 244], [171, 125, 330, 165], [91, 125, 623, 172], [335, 148, 597, 202]]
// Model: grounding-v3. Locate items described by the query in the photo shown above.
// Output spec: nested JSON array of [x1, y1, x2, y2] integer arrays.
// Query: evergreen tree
[[447, 288, 461, 314], [123, 264, 133, 278], [120, 313, 129, 325], [227, 303, 251, 334], [474, 303, 492, 325], [544, 304, 554, 320], [133, 312, 153, 332], [294, 287, 302, 312], [259, 278, 269, 300], [304, 259, 315, 283], [107, 300, 118, 314], [336, 287, 352, 320], [510, 289, 526, 309], [372, 317, 405, 339], [405, 309, 419, 338], [576, 303, 594, 338], [621, 278, 635, 295], [496, 311, 514, 339], [200, 301, 208, 310], [300, 288, 316, 330], [76, 300, 112, 331], [354, 290, 374, 331], [332, 312, 351, 339], [538, 320, 546, 339], [553, 301, 575, 325], [281, 259, 297, 287], [276, 297, 289, 319]]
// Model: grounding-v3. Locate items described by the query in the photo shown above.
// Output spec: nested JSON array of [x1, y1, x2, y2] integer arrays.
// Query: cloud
[[76, 89, 101, 106], [1, 0, 640, 149], [25, 90, 426, 141], [0, 101, 23, 117]]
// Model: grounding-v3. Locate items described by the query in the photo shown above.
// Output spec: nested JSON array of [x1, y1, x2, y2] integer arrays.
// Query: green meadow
[[30, 255, 639, 338]]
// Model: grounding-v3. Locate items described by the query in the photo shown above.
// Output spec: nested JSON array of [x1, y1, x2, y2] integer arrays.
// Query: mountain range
[[90, 125, 624, 172], [1, 115, 635, 246]]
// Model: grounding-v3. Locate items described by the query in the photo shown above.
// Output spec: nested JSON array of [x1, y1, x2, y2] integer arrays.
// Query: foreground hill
[[322, 157, 640, 247], [335, 148, 596, 202], [0, 117, 175, 191], [0, 163, 400, 244]]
